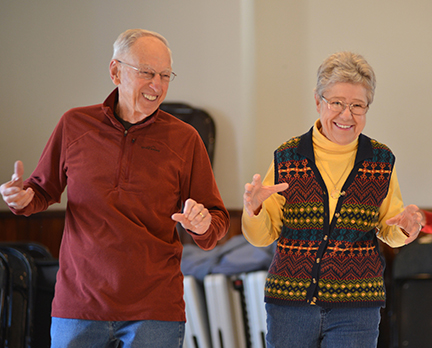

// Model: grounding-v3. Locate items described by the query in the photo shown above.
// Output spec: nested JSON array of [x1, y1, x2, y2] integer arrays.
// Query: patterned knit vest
[[265, 130, 395, 308]]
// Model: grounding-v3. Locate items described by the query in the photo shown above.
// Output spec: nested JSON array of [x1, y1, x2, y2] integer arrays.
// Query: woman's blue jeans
[[51, 317, 185, 348], [265, 303, 381, 348]]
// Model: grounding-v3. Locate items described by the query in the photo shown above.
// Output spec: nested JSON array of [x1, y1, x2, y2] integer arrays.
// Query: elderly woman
[[242, 51, 423, 348]]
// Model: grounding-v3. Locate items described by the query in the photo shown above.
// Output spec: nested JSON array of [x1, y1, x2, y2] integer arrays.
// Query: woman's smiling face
[[315, 82, 368, 145]]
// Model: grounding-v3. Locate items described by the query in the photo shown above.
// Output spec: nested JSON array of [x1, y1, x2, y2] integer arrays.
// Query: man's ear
[[109, 59, 121, 85]]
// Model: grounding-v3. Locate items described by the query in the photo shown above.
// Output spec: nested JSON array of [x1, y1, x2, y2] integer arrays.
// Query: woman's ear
[[314, 93, 321, 113]]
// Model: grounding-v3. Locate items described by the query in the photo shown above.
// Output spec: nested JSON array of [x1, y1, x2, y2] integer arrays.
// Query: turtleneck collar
[[313, 119, 358, 155]]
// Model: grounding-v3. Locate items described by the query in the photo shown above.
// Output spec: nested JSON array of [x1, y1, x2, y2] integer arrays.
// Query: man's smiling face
[[112, 36, 172, 123]]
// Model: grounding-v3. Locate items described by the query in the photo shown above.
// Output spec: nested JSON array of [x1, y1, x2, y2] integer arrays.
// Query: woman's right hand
[[243, 174, 288, 217]]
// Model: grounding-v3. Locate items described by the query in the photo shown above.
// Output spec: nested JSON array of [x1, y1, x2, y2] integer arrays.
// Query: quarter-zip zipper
[[115, 129, 132, 188]]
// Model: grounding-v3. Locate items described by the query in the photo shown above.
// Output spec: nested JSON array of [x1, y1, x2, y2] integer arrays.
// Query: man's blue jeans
[[51, 318, 185, 348], [265, 303, 380, 348]]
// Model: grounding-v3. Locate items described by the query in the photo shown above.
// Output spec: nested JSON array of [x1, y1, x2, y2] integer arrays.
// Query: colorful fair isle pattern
[[266, 135, 394, 308]]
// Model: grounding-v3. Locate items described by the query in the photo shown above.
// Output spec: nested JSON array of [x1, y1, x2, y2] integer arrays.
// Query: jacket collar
[[102, 88, 159, 131]]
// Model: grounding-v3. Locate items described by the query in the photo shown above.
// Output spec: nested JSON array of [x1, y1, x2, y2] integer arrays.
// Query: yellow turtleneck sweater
[[242, 119, 407, 248]]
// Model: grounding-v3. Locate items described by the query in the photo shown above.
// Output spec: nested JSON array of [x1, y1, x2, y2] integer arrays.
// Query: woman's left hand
[[386, 204, 423, 245]]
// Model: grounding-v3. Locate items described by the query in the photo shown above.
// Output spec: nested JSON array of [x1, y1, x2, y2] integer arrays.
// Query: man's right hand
[[0, 160, 34, 210]]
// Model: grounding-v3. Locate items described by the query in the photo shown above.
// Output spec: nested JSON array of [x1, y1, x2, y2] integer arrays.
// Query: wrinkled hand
[[244, 174, 289, 217], [171, 198, 211, 235], [386, 204, 423, 245], [0, 161, 34, 210]]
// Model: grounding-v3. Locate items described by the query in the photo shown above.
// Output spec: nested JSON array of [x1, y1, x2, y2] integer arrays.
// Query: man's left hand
[[171, 198, 211, 235]]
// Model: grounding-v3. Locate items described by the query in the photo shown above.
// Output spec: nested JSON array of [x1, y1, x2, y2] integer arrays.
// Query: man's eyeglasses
[[117, 60, 176, 82], [321, 95, 369, 116]]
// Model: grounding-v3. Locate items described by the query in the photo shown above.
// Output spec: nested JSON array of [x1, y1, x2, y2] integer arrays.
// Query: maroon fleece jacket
[[11, 88, 229, 321]]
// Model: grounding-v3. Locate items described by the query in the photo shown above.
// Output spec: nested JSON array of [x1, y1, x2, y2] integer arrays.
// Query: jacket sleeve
[[183, 134, 230, 251], [9, 116, 67, 217], [242, 162, 284, 247]]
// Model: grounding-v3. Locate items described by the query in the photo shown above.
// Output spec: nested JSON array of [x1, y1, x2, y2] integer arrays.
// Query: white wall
[[1, 0, 431, 211]]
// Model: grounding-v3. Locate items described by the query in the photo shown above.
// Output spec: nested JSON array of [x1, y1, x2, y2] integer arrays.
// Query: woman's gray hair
[[112, 28, 173, 64], [314, 51, 376, 104]]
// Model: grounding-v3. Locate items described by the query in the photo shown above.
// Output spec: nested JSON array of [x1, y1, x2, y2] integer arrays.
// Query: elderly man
[[0, 29, 229, 347]]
